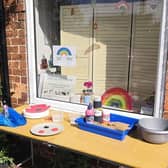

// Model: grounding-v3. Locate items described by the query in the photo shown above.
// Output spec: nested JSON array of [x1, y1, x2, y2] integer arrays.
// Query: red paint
[[25, 104, 50, 113], [51, 128, 58, 132], [38, 130, 45, 134]]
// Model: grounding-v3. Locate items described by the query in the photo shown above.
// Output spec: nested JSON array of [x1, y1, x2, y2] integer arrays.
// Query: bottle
[[2, 100, 9, 118], [93, 96, 103, 123], [103, 111, 110, 122], [85, 103, 94, 123], [94, 109, 103, 123], [40, 56, 48, 69], [93, 96, 102, 109]]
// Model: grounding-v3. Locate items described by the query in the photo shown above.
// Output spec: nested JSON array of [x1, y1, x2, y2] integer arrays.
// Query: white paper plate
[[24, 109, 49, 119], [30, 123, 64, 136]]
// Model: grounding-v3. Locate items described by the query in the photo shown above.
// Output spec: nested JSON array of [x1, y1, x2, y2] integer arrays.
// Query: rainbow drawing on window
[[101, 87, 132, 110], [53, 45, 76, 67], [57, 47, 72, 57], [115, 0, 129, 10]]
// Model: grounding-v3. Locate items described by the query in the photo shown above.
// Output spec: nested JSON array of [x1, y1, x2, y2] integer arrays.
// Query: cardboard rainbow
[[101, 87, 132, 110]]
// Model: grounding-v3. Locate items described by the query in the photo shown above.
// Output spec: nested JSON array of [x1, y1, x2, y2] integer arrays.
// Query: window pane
[[34, 0, 163, 115]]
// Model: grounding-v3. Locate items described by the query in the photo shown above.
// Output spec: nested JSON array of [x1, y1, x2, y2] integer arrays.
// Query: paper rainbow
[[115, 0, 129, 10], [57, 47, 72, 57], [101, 87, 132, 110]]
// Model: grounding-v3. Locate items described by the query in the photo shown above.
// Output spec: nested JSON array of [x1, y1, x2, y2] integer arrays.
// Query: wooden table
[[0, 105, 168, 168]]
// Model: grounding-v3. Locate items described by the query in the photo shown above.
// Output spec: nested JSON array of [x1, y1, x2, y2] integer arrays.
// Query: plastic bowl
[[138, 118, 168, 144]]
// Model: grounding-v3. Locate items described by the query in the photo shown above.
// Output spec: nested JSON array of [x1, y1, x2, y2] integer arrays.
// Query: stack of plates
[[23, 104, 50, 119]]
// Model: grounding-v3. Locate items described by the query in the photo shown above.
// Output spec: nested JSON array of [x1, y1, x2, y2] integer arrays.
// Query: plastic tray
[[75, 113, 138, 141]]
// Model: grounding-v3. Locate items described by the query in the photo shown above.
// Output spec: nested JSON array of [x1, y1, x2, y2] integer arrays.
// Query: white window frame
[[25, 0, 168, 119]]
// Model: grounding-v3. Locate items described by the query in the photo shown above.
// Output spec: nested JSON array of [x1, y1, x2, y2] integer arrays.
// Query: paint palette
[[30, 123, 64, 136], [24, 104, 50, 118]]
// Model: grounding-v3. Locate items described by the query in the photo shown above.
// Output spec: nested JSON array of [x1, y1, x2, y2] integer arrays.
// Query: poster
[[38, 72, 76, 101], [52, 45, 76, 67]]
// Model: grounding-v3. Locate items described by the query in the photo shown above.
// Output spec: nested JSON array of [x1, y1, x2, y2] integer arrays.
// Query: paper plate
[[30, 123, 64, 136], [24, 104, 50, 119]]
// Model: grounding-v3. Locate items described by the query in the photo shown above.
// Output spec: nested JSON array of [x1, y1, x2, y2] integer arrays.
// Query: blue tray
[[75, 113, 138, 140]]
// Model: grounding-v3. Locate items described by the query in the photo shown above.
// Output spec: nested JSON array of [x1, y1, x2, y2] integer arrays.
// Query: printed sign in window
[[38, 72, 76, 101]]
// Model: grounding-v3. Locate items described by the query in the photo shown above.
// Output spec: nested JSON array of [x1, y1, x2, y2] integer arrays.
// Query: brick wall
[[163, 72, 168, 119], [4, 0, 28, 107]]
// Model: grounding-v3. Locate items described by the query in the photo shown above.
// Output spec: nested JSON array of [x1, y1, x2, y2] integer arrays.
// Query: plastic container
[[75, 113, 138, 141], [138, 118, 168, 144]]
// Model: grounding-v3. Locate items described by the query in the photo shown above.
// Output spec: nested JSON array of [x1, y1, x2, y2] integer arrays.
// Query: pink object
[[25, 104, 50, 113], [38, 130, 45, 134], [84, 81, 93, 88], [85, 109, 94, 116], [51, 128, 58, 132]]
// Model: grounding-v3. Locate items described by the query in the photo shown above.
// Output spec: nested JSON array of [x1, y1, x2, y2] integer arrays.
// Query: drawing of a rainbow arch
[[57, 47, 72, 57], [101, 87, 132, 110]]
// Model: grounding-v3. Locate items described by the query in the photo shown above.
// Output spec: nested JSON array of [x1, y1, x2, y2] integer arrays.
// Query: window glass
[[34, 0, 163, 115]]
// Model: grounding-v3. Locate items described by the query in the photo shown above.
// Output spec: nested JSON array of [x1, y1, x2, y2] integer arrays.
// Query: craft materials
[[2, 100, 9, 118], [85, 103, 94, 123], [101, 87, 132, 110], [103, 111, 110, 122], [93, 96, 102, 108], [40, 56, 48, 69], [30, 123, 64, 136], [50, 110, 63, 123], [24, 104, 50, 118], [106, 121, 130, 131], [82, 81, 93, 105], [94, 109, 103, 123], [3, 103, 9, 118], [83, 95, 92, 105], [93, 96, 103, 122]]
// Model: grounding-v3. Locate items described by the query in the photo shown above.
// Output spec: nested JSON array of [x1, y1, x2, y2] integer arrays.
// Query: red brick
[[7, 46, 18, 53], [8, 69, 12, 74], [11, 54, 25, 60], [8, 61, 19, 68], [12, 69, 21, 76], [20, 69, 27, 76], [11, 97, 18, 105], [18, 13, 25, 21], [19, 46, 26, 53], [16, 3, 25, 12], [163, 111, 168, 119], [20, 60, 27, 67], [11, 38, 25, 45], [6, 30, 17, 37], [21, 92, 27, 101], [6, 39, 11, 45], [18, 97, 27, 105], [21, 76, 27, 84], [15, 21, 25, 29], [17, 29, 25, 37]]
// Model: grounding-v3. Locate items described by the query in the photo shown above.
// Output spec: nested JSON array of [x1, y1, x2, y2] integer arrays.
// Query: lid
[[87, 103, 93, 110], [94, 96, 101, 102], [94, 109, 103, 116]]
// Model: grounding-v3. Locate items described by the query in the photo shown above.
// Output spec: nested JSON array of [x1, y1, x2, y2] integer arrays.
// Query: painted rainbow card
[[101, 87, 132, 110]]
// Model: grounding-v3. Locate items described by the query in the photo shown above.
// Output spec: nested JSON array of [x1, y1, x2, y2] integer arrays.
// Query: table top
[[0, 105, 168, 168]]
